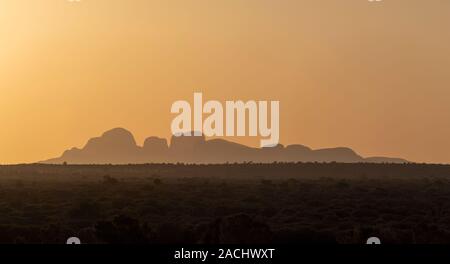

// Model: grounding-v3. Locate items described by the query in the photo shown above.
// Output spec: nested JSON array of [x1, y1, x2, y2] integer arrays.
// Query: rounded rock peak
[[100, 128, 137, 146]]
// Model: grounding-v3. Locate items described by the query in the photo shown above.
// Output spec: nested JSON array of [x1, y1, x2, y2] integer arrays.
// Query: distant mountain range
[[41, 128, 408, 164]]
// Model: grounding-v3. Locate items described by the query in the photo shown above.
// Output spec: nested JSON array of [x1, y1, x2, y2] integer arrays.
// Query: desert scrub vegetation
[[0, 163, 449, 244]]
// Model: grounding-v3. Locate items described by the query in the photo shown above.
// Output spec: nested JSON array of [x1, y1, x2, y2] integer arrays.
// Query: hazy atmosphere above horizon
[[1, 0, 449, 164]]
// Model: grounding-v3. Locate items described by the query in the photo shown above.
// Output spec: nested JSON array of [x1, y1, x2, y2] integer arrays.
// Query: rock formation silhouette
[[42, 128, 408, 164]]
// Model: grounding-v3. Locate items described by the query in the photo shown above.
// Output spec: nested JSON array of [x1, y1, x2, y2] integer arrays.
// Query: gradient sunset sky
[[0, 0, 449, 164]]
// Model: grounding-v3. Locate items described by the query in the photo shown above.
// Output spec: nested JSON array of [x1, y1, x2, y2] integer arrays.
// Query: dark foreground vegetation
[[0, 163, 450, 244]]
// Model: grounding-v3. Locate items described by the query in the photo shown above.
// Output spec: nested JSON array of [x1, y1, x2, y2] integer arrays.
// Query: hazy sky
[[1, 0, 449, 164]]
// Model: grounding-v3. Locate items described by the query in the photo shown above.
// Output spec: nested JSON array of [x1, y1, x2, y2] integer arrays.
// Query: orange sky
[[1, 0, 450, 164]]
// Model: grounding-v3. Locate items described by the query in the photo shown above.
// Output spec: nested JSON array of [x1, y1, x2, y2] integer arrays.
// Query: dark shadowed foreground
[[0, 163, 449, 244]]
